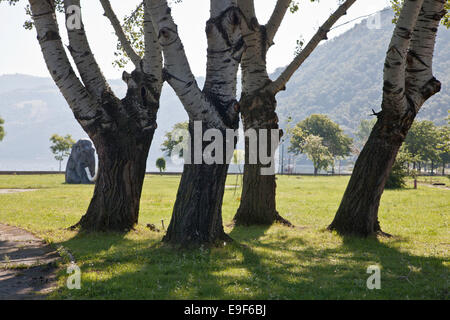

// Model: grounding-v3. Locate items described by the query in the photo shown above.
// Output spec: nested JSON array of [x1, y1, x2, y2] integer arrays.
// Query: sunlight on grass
[[0, 174, 448, 299]]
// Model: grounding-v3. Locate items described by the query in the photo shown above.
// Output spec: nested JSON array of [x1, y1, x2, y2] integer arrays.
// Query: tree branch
[[29, 0, 99, 126], [64, 0, 111, 99], [265, 0, 291, 46], [99, 0, 142, 68], [149, 0, 228, 129], [238, 0, 271, 95], [268, 0, 357, 95], [143, 0, 163, 86], [406, 0, 446, 107], [382, 0, 424, 109], [204, 0, 243, 105]]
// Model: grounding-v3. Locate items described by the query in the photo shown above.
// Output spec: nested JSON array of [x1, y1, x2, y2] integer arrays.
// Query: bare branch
[[268, 0, 357, 95], [65, 0, 111, 99], [99, 0, 142, 67], [265, 0, 291, 45]]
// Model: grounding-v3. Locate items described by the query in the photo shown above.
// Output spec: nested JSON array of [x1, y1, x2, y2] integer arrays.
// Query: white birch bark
[[65, 0, 111, 99], [29, 0, 100, 127], [382, 0, 424, 116], [405, 0, 446, 112], [148, 0, 231, 130], [143, 0, 163, 88], [204, 0, 243, 118], [237, 0, 270, 95]]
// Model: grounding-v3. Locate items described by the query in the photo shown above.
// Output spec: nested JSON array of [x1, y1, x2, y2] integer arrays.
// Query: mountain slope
[[0, 76, 189, 170], [275, 9, 449, 133]]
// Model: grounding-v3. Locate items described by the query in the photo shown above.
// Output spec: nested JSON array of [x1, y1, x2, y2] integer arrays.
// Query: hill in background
[[275, 9, 449, 132], [0, 9, 448, 171]]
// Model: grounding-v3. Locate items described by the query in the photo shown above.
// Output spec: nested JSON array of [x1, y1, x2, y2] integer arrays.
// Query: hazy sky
[[0, 0, 391, 79]]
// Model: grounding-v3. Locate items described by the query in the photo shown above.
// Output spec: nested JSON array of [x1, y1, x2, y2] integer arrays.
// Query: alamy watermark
[[366, 265, 381, 290], [66, 5, 82, 31], [169, 121, 280, 175], [67, 263, 81, 290], [367, 12, 382, 30]]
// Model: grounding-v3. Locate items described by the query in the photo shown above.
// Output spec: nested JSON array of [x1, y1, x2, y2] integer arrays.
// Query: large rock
[[65, 139, 96, 184]]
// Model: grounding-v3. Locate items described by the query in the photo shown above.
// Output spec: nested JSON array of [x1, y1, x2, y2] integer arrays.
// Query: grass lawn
[[0, 174, 448, 299]]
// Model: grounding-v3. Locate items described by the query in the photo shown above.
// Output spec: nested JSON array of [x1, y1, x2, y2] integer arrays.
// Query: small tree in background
[[161, 122, 189, 159], [291, 134, 334, 176], [290, 114, 353, 174], [50, 134, 75, 172], [304, 135, 334, 176], [0, 116, 5, 141], [156, 157, 166, 174], [404, 120, 441, 173]]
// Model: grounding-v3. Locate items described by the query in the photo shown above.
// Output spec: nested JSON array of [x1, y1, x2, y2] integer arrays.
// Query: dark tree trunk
[[328, 112, 413, 237], [163, 115, 239, 247], [233, 92, 292, 227], [442, 162, 445, 176], [314, 167, 318, 176], [74, 72, 160, 232], [163, 163, 231, 246], [234, 163, 290, 226], [76, 133, 153, 232]]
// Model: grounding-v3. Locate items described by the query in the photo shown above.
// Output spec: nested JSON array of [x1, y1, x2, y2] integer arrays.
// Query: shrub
[[386, 160, 408, 189]]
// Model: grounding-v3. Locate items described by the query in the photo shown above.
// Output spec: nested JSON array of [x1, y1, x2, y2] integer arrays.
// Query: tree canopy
[[404, 121, 441, 165], [49, 134, 75, 171], [289, 114, 353, 159], [161, 122, 189, 159], [302, 135, 334, 175]]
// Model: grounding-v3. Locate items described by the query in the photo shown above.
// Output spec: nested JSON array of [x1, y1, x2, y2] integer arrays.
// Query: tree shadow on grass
[[50, 227, 448, 300]]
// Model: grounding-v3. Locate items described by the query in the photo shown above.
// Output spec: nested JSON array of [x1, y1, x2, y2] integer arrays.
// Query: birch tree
[[233, 0, 357, 226], [328, 0, 448, 237], [148, 0, 244, 246], [23, 0, 163, 231]]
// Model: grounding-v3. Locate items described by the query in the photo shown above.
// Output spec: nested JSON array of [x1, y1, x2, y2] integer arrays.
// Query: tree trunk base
[[72, 136, 152, 233], [162, 163, 231, 247], [233, 164, 293, 227]]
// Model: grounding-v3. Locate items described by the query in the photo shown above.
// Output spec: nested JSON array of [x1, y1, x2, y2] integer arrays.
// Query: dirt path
[[0, 189, 38, 194], [0, 224, 61, 300]]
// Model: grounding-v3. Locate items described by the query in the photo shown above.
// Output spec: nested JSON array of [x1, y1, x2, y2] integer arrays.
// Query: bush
[[385, 160, 407, 189]]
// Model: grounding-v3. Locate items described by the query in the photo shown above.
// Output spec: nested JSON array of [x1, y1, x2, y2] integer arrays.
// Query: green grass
[[0, 174, 448, 299]]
